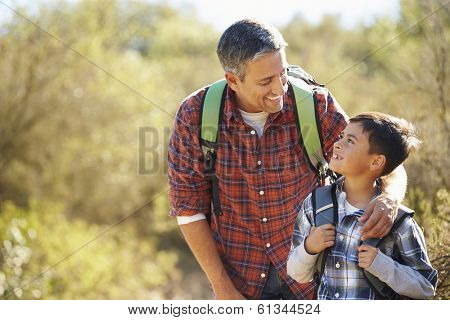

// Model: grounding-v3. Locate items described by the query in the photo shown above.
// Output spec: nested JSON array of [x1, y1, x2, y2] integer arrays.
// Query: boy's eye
[[338, 132, 344, 139], [347, 138, 354, 144]]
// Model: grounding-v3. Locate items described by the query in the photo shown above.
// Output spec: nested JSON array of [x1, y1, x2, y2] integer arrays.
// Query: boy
[[287, 112, 437, 299]]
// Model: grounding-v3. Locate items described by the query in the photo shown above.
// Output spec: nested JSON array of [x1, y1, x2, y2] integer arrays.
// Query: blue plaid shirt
[[287, 179, 438, 300]]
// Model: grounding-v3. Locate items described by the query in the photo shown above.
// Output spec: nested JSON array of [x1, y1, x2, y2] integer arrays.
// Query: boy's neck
[[342, 175, 378, 210]]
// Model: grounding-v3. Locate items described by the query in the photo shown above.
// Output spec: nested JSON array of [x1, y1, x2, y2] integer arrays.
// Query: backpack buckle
[[203, 149, 216, 176], [317, 161, 329, 186]]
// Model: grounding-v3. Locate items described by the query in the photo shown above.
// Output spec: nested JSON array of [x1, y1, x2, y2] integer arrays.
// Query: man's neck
[[343, 176, 377, 210]]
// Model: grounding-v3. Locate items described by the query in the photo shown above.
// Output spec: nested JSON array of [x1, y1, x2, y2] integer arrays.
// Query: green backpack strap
[[288, 74, 328, 185], [200, 73, 329, 215], [199, 79, 227, 216], [200, 79, 227, 149]]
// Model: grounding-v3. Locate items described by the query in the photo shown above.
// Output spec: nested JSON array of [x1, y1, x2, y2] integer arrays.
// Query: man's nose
[[272, 76, 286, 96]]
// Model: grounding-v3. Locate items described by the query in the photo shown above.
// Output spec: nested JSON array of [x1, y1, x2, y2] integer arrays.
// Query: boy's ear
[[225, 72, 240, 92], [370, 155, 386, 172]]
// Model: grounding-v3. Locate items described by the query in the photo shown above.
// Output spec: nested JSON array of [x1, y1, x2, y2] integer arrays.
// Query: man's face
[[226, 49, 289, 113], [329, 122, 381, 177]]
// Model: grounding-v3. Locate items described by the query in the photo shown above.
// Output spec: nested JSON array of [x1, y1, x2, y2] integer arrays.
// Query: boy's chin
[[329, 163, 344, 176]]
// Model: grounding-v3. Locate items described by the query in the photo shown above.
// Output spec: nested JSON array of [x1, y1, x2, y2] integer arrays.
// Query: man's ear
[[370, 155, 386, 172], [225, 72, 240, 92]]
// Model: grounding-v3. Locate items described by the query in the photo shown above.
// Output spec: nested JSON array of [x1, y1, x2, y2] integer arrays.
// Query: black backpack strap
[[362, 206, 415, 299], [312, 183, 338, 298], [287, 65, 324, 87]]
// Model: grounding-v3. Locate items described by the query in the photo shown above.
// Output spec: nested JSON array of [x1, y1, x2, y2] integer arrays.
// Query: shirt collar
[[223, 85, 240, 122]]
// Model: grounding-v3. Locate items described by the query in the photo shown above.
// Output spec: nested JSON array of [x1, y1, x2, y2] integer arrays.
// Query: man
[[168, 19, 406, 300]]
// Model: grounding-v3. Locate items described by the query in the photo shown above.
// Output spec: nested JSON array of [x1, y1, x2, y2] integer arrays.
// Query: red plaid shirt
[[168, 81, 348, 299]]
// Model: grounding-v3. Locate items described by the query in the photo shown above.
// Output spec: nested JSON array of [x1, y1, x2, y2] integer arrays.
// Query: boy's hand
[[304, 224, 336, 255], [358, 245, 378, 269]]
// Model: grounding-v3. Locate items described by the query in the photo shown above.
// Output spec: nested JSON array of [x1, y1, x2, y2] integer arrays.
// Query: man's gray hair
[[216, 19, 288, 81]]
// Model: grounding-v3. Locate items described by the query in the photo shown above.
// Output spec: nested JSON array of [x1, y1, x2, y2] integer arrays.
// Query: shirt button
[[336, 262, 341, 269], [257, 160, 262, 166], [266, 243, 271, 248], [259, 190, 264, 195], [335, 292, 340, 298], [261, 273, 266, 278], [262, 217, 268, 222], [251, 130, 256, 135], [339, 235, 344, 241]]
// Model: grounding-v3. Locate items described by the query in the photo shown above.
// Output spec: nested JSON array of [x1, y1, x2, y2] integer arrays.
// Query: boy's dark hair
[[349, 112, 421, 176]]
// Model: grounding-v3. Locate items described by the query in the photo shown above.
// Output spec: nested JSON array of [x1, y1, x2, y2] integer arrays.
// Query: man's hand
[[214, 286, 247, 300], [179, 220, 245, 300], [304, 224, 336, 254], [358, 245, 378, 269], [359, 194, 398, 240]]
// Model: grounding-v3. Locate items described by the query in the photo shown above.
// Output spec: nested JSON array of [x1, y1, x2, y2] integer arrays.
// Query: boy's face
[[225, 49, 289, 113], [329, 122, 383, 177]]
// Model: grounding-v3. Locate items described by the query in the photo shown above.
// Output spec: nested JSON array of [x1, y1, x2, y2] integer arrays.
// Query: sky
[[161, 0, 401, 30], [1, 0, 401, 31]]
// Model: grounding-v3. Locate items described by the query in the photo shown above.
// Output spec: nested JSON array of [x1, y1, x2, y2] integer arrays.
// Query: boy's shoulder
[[392, 204, 416, 234], [300, 192, 315, 213], [298, 183, 342, 225], [379, 204, 423, 247], [298, 192, 315, 222]]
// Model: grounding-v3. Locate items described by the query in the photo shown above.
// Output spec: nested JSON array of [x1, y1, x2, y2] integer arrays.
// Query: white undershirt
[[238, 109, 269, 137], [177, 109, 269, 225], [345, 199, 362, 215]]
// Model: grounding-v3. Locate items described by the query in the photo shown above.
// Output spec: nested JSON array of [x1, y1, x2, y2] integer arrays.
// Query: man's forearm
[[179, 219, 235, 293], [379, 164, 407, 203]]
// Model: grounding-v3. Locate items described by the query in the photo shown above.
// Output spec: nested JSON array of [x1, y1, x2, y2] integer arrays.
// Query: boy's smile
[[329, 122, 377, 177], [331, 153, 343, 161]]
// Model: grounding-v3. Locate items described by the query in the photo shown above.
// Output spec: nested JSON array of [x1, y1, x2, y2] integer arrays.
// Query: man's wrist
[[380, 192, 400, 205], [210, 269, 235, 292]]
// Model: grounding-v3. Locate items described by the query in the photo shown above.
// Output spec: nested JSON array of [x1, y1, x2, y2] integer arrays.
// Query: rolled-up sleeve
[[168, 92, 212, 218]]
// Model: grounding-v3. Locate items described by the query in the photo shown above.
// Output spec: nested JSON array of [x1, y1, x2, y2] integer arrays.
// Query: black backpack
[[312, 182, 414, 299]]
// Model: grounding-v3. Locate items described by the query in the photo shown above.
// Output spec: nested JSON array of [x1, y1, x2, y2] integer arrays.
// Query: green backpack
[[199, 65, 332, 217]]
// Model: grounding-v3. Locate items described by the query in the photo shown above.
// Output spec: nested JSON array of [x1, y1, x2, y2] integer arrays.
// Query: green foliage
[[0, 200, 179, 299], [404, 187, 449, 299]]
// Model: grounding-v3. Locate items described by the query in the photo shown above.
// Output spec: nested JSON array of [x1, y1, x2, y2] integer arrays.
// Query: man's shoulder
[[175, 85, 209, 126], [180, 86, 207, 110], [311, 85, 341, 114]]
